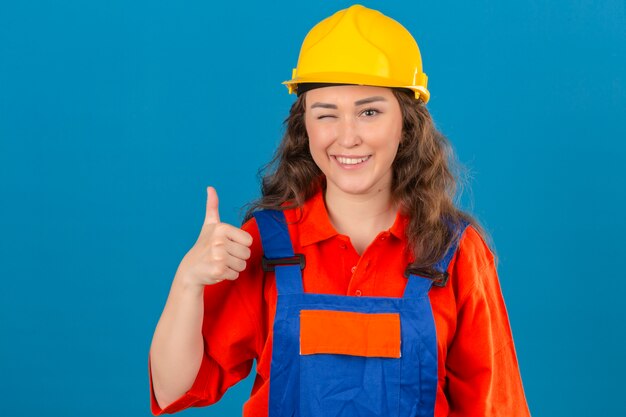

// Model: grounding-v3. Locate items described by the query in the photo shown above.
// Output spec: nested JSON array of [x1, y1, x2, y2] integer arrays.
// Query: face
[[304, 85, 403, 199]]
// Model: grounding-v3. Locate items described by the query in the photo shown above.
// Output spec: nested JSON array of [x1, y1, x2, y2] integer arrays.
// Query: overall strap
[[252, 209, 304, 295], [403, 219, 471, 298]]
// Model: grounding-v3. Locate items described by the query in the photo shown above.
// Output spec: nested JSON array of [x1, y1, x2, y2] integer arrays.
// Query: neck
[[324, 185, 397, 254]]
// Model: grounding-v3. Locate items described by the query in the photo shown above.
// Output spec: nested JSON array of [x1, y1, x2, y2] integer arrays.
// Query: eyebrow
[[310, 102, 338, 109], [354, 96, 387, 106], [310, 96, 388, 110]]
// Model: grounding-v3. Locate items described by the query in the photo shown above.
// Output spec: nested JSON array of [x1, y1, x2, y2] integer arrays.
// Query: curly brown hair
[[244, 89, 489, 275]]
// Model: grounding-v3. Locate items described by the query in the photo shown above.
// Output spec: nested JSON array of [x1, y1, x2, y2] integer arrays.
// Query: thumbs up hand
[[175, 186, 253, 289]]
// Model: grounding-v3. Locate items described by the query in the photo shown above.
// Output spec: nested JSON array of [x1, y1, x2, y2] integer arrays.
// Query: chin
[[330, 181, 380, 197]]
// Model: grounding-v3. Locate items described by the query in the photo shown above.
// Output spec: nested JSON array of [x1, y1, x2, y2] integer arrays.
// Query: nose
[[336, 116, 362, 148]]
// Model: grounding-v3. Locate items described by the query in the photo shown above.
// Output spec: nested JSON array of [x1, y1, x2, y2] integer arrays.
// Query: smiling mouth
[[334, 155, 371, 165]]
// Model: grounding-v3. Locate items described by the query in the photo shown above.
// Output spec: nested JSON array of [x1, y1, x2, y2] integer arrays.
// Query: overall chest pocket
[[299, 310, 402, 417]]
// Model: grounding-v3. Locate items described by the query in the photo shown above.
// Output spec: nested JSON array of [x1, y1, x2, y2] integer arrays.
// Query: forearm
[[149, 187, 255, 411], [150, 273, 205, 409]]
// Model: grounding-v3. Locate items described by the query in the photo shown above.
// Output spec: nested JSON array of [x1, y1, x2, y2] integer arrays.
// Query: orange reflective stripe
[[299, 310, 401, 358]]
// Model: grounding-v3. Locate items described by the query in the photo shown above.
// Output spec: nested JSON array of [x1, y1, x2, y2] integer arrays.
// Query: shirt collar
[[285, 189, 408, 247], [389, 210, 409, 241], [287, 190, 338, 247]]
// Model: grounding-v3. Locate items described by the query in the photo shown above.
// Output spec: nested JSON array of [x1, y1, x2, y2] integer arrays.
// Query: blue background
[[1, 0, 625, 415]]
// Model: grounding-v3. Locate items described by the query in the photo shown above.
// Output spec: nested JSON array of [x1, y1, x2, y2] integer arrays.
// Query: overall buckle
[[262, 254, 306, 272], [404, 267, 449, 288]]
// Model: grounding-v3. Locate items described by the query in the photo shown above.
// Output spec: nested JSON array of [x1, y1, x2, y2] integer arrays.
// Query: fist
[[176, 186, 253, 287]]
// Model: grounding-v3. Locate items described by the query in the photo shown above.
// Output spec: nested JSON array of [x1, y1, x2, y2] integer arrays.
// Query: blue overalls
[[253, 210, 469, 417]]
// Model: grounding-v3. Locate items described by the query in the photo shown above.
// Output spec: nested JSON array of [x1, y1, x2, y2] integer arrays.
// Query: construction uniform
[[149, 189, 530, 416]]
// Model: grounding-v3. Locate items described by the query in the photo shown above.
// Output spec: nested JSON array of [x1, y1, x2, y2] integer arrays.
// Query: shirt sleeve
[[149, 218, 265, 415], [445, 226, 531, 417]]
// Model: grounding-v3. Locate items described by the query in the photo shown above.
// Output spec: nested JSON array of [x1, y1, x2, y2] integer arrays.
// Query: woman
[[149, 5, 530, 416]]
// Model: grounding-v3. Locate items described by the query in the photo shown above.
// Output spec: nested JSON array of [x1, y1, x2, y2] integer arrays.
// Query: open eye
[[361, 108, 380, 117]]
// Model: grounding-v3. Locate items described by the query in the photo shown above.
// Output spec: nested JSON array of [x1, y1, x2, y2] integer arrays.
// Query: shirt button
[[339, 243, 347, 249], [351, 266, 356, 274], [355, 290, 362, 296]]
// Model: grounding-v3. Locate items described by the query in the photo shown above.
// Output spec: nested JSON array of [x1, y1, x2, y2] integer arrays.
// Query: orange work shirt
[[150, 190, 531, 416]]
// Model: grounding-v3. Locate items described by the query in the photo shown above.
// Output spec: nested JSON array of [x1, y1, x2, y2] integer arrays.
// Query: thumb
[[204, 186, 220, 225]]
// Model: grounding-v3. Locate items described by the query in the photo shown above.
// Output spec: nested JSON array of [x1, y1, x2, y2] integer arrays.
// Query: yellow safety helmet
[[283, 4, 430, 103]]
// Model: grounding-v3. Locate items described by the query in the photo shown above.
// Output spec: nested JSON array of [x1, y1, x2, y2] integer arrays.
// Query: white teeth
[[335, 156, 370, 165]]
